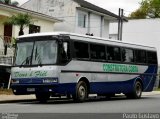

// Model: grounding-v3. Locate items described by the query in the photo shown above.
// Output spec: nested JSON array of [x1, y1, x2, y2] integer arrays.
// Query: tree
[[129, 9, 147, 19], [129, 0, 160, 19], [0, 0, 19, 6], [5, 13, 33, 36]]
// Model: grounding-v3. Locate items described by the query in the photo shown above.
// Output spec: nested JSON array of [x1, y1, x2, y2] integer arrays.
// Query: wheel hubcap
[[79, 85, 86, 99], [136, 84, 141, 97]]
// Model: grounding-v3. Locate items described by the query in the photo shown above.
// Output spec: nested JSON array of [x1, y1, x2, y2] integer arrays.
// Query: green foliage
[[0, 0, 19, 6], [129, 0, 160, 19], [5, 13, 33, 36], [0, 88, 13, 95], [129, 9, 147, 19], [7, 13, 32, 27]]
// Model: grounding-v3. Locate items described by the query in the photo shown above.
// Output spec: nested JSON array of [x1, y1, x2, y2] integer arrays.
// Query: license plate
[[27, 88, 35, 92]]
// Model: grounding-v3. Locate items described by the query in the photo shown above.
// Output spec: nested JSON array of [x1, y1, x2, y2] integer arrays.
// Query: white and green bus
[[11, 32, 158, 102]]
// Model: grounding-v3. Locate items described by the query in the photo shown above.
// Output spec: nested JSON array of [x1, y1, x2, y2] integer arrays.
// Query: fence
[[0, 56, 13, 66]]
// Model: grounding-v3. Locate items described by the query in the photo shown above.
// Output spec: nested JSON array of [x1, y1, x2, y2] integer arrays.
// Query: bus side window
[[107, 46, 121, 62], [90, 44, 106, 60], [147, 51, 157, 64], [135, 50, 146, 64], [74, 42, 89, 59], [121, 48, 134, 63]]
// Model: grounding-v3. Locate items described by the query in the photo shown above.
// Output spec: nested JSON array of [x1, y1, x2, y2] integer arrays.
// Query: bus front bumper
[[11, 83, 76, 95]]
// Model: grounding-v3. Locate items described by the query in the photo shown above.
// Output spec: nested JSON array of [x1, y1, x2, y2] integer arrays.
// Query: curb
[[0, 99, 36, 104]]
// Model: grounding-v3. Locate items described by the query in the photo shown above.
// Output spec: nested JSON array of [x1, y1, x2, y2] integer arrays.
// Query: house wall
[[102, 19, 109, 38], [0, 35, 4, 55], [22, 0, 78, 33], [0, 25, 4, 37], [13, 18, 55, 38], [74, 9, 110, 37], [22, 0, 110, 38], [90, 13, 101, 36]]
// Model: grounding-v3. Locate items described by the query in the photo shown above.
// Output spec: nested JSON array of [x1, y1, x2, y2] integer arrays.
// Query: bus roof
[[18, 32, 156, 51]]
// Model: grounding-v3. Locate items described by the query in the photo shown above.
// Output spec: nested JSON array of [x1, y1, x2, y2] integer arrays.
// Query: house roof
[[0, 2, 62, 22], [74, 0, 127, 21]]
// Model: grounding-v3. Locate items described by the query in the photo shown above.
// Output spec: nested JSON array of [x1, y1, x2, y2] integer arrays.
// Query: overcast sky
[[14, 0, 142, 16]]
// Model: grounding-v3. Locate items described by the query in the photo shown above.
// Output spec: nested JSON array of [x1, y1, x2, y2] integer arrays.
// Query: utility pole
[[118, 8, 124, 41]]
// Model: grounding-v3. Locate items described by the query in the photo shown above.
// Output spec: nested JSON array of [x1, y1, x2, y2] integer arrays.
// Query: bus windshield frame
[[14, 36, 58, 67]]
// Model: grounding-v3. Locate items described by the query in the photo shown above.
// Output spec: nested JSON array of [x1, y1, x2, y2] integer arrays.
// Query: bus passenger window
[[122, 48, 134, 63], [90, 44, 106, 60], [74, 42, 89, 59], [135, 50, 146, 64], [147, 51, 157, 64], [107, 46, 121, 62]]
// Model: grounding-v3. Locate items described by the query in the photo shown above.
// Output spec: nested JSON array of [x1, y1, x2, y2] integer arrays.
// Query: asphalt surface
[[0, 94, 160, 119], [0, 94, 160, 113]]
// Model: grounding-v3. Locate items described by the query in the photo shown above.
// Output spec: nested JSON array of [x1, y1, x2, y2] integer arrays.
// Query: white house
[[0, 2, 61, 65], [109, 19, 160, 65], [22, 0, 123, 38]]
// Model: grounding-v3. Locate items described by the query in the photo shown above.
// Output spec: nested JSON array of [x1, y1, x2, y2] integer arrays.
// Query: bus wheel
[[73, 81, 88, 102], [126, 81, 142, 99], [35, 93, 50, 103]]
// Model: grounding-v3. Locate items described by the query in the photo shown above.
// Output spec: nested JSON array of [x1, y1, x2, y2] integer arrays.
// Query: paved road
[[0, 94, 160, 113]]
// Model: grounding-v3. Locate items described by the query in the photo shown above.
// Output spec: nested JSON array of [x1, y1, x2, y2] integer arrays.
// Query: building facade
[[22, 0, 121, 38]]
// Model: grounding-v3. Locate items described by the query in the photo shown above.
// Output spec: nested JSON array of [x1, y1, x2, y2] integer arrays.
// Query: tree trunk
[[19, 25, 24, 36]]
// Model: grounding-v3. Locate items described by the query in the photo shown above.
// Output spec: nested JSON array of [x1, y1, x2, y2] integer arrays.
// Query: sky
[[13, 0, 142, 16]]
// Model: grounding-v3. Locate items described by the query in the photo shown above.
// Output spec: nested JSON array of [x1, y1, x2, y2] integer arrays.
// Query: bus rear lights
[[43, 78, 58, 83], [11, 79, 19, 84]]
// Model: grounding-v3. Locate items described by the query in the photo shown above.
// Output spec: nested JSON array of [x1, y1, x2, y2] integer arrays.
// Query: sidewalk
[[0, 94, 36, 103], [0, 91, 160, 103]]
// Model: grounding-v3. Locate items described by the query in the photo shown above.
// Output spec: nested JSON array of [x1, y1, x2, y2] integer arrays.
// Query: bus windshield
[[15, 40, 57, 66]]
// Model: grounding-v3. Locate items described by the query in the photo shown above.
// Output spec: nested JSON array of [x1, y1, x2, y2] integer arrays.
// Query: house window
[[29, 24, 40, 34], [78, 13, 86, 28]]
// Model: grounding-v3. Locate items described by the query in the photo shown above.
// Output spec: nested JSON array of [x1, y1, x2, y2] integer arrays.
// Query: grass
[[0, 88, 13, 95], [156, 88, 160, 91]]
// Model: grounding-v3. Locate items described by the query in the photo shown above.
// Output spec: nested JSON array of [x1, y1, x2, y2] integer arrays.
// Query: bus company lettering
[[14, 71, 47, 78], [103, 64, 138, 73]]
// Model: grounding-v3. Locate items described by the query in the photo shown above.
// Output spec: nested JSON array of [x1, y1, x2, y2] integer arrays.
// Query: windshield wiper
[[20, 56, 32, 67], [34, 47, 42, 66]]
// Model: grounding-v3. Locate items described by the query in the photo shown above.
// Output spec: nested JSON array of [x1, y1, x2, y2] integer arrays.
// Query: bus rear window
[[135, 50, 146, 64], [147, 51, 157, 64]]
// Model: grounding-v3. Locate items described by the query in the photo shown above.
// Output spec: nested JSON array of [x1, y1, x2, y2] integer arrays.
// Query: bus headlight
[[43, 78, 58, 83], [11, 79, 19, 84]]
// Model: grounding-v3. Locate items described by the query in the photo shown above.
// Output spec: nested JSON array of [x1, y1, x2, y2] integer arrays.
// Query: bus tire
[[35, 93, 50, 103], [73, 81, 88, 102], [126, 81, 142, 99]]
